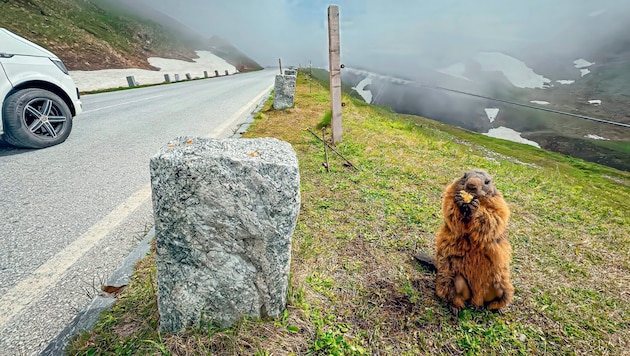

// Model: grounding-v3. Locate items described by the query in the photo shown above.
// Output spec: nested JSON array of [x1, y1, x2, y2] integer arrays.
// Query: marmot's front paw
[[450, 305, 461, 317], [468, 197, 480, 211]]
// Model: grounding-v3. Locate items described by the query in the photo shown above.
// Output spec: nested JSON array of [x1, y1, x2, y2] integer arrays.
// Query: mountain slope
[[93, 0, 262, 72], [341, 53, 630, 171], [336, 9, 630, 172], [204, 35, 266, 73], [0, 0, 261, 72]]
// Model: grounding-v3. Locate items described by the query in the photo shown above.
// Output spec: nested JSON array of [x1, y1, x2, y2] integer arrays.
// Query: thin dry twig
[[322, 128, 330, 172], [306, 128, 359, 171]]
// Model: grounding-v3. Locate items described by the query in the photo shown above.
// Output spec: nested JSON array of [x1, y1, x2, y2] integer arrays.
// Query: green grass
[[315, 110, 332, 130], [592, 139, 630, 155], [68, 70, 630, 355]]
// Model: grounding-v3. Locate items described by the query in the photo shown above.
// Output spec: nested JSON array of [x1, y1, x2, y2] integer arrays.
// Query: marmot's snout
[[464, 177, 483, 196]]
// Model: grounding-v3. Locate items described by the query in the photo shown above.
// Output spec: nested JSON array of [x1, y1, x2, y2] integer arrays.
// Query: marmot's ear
[[463, 172, 468, 179]]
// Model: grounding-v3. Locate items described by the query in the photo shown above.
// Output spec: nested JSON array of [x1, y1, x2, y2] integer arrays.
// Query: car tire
[[2, 88, 73, 149]]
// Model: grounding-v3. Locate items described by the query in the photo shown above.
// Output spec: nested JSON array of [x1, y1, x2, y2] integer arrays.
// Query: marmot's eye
[[484, 180, 490, 185]]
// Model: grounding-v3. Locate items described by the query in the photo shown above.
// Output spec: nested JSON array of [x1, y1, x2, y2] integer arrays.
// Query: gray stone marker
[[215, 70, 219, 77], [185, 73, 192, 80], [164, 74, 171, 83], [126, 75, 138, 87], [174, 74, 180, 82], [225, 70, 229, 76], [273, 74, 297, 110], [204, 71, 209, 78], [150, 137, 300, 333]]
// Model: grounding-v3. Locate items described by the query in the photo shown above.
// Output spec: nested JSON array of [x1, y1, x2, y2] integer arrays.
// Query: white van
[[0, 28, 82, 148]]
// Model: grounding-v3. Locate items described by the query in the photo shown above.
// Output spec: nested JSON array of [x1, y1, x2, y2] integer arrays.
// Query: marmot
[[416, 169, 514, 314]]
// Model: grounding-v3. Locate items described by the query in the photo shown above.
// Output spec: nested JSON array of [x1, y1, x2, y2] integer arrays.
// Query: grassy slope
[[0, 0, 197, 70], [69, 72, 630, 355]]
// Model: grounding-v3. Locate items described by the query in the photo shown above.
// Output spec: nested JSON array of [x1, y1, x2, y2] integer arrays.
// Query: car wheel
[[2, 88, 73, 149]]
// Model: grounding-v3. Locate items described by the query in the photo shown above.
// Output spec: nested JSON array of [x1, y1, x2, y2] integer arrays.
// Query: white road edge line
[[82, 94, 165, 114], [205, 83, 274, 138], [0, 184, 151, 329], [0, 83, 274, 330]]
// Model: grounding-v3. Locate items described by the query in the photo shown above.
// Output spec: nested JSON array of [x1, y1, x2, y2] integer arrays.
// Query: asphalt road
[[0, 69, 276, 354]]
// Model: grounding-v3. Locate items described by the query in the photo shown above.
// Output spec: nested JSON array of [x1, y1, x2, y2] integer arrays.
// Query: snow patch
[[530, 100, 550, 105], [588, 99, 602, 106], [574, 59, 594, 68], [573, 59, 594, 77], [585, 134, 609, 140], [352, 77, 373, 104], [437, 62, 471, 81], [484, 127, 541, 148], [556, 80, 575, 85], [474, 52, 551, 89], [484, 108, 499, 123], [70, 51, 237, 91]]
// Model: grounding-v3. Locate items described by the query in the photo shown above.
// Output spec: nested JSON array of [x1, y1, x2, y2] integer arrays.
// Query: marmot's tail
[[413, 252, 437, 272]]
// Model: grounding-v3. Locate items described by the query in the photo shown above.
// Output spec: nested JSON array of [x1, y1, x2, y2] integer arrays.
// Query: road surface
[[0, 69, 276, 354]]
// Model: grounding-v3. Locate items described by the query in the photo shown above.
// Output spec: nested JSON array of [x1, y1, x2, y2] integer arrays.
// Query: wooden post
[[279, 58, 283, 75], [328, 5, 342, 143]]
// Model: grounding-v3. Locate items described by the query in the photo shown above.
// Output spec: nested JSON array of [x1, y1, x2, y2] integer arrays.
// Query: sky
[[142, 0, 630, 70]]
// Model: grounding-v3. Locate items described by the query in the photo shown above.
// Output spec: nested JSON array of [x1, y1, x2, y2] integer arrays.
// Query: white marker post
[[328, 5, 342, 143]]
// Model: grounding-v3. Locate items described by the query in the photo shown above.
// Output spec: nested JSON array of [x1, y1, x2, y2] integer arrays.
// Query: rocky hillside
[[0, 0, 262, 72]]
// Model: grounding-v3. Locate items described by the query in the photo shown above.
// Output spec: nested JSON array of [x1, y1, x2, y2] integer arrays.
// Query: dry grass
[[69, 71, 630, 355]]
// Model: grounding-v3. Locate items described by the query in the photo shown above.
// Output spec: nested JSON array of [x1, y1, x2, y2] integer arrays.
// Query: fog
[[141, 0, 630, 71], [132, 0, 630, 171]]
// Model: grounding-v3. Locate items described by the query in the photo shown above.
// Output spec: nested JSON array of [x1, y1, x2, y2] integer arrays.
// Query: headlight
[[50, 58, 69, 75]]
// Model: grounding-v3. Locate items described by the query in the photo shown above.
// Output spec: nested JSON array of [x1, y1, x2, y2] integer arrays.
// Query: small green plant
[[316, 110, 332, 130], [308, 311, 367, 356]]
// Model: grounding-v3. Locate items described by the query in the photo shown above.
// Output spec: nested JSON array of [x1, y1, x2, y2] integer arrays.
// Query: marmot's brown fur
[[433, 169, 514, 314]]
